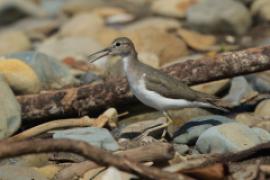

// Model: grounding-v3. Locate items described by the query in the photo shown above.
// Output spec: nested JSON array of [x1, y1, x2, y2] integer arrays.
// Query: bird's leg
[[135, 111, 173, 140], [162, 111, 173, 125], [161, 111, 173, 138]]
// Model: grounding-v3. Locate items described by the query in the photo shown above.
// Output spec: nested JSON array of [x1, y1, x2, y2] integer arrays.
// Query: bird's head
[[88, 37, 136, 63]]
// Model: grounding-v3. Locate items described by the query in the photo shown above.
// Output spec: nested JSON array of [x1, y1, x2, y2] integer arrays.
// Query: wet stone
[[5, 51, 76, 90], [173, 115, 234, 145], [223, 76, 257, 107], [187, 0, 251, 34], [53, 127, 119, 151], [0, 75, 21, 139], [196, 122, 270, 153]]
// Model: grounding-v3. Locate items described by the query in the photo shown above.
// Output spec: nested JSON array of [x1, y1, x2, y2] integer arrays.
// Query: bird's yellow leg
[[135, 111, 173, 140], [162, 111, 173, 125]]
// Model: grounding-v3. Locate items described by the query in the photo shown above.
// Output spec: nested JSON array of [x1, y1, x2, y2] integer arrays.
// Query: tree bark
[[164, 46, 270, 85], [17, 45, 270, 120]]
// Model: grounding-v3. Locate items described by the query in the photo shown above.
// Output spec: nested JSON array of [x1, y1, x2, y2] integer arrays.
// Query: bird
[[88, 37, 228, 136]]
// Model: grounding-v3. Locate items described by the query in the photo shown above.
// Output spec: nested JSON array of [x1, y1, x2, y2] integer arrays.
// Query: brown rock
[[0, 59, 41, 94], [177, 28, 217, 51], [123, 27, 189, 66], [191, 79, 230, 95], [0, 30, 31, 54], [123, 17, 181, 32], [92, 6, 127, 18], [255, 99, 270, 118], [59, 12, 104, 38], [151, 0, 198, 18]]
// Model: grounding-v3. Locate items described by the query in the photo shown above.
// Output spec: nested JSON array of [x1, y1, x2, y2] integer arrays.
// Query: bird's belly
[[130, 82, 197, 111]]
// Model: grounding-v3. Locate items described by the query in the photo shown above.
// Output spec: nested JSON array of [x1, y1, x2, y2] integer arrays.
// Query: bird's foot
[[135, 122, 170, 141]]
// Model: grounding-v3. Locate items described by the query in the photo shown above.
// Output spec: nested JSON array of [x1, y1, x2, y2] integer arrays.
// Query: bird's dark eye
[[115, 42, 121, 47]]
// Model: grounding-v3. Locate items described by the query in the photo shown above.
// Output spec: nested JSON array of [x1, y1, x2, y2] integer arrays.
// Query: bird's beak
[[88, 47, 111, 63]]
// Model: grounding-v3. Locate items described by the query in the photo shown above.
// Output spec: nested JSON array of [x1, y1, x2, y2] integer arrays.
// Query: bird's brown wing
[[143, 67, 218, 103]]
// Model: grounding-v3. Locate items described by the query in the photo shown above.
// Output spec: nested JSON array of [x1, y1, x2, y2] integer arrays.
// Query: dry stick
[[6, 108, 118, 143], [0, 139, 191, 180], [17, 45, 270, 120], [166, 141, 270, 174], [56, 142, 174, 180]]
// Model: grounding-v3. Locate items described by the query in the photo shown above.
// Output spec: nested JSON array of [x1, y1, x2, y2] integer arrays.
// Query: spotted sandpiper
[[88, 37, 227, 136]]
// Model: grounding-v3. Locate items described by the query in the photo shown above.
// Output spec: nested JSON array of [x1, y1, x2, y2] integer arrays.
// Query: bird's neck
[[122, 54, 139, 74]]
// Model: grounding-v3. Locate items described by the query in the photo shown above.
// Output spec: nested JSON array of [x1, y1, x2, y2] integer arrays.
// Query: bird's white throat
[[122, 56, 131, 73]]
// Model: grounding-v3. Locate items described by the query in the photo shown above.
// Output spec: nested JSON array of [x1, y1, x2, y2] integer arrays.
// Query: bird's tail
[[209, 103, 229, 112]]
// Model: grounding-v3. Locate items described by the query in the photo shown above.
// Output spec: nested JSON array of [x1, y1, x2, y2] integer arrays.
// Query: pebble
[[173, 115, 234, 145], [53, 127, 119, 151], [82, 166, 135, 180], [0, 154, 50, 167], [252, 127, 270, 142], [62, 0, 105, 15], [11, 18, 60, 36], [236, 0, 254, 4], [251, 0, 270, 22], [246, 72, 270, 93], [255, 99, 270, 118], [0, 30, 31, 54], [106, 13, 135, 24], [191, 79, 230, 95], [5, 51, 76, 90], [123, 17, 181, 32], [0, 59, 41, 93], [59, 12, 105, 38], [223, 76, 257, 107], [151, 0, 197, 18], [138, 52, 160, 68], [235, 113, 264, 126], [95, 28, 122, 46], [0, 165, 47, 180], [196, 122, 270, 153], [0, 0, 46, 25], [177, 28, 217, 51], [173, 144, 190, 155], [79, 72, 102, 84], [0, 75, 21, 139], [92, 6, 127, 18], [124, 27, 189, 66], [37, 36, 108, 69], [187, 0, 252, 35]]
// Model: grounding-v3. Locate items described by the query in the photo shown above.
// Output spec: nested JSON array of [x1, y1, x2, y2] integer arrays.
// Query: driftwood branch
[[17, 45, 270, 120], [166, 141, 270, 173], [6, 108, 117, 142], [0, 139, 189, 180], [56, 142, 174, 180], [164, 46, 270, 84]]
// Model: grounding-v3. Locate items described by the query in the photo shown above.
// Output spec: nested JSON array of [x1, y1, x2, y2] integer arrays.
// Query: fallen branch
[[17, 45, 270, 120], [167, 141, 270, 173], [56, 142, 174, 180], [214, 141, 270, 163], [6, 108, 118, 143], [0, 139, 189, 180]]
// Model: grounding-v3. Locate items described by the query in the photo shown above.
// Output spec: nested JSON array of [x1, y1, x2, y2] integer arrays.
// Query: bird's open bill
[[88, 48, 110, 63]]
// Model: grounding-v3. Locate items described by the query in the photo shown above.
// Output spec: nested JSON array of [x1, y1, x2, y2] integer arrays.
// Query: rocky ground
[[1, 0, 270, 179]]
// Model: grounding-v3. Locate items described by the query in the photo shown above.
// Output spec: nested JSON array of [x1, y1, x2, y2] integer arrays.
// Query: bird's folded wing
[[144, 71, 218, 102]]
